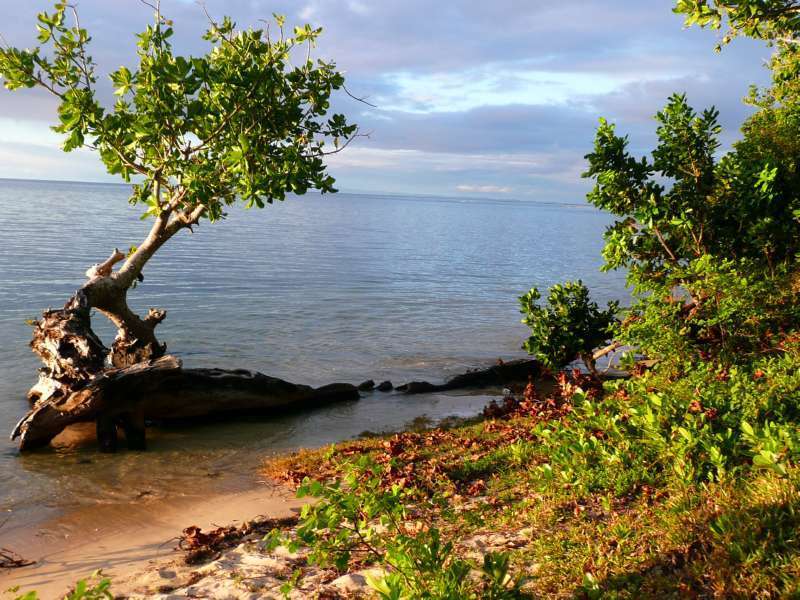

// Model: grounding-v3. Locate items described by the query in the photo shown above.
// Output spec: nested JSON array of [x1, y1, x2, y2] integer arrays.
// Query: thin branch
[[139, 0, 162, 21], [32, 72, 66, 99], [66, 4, 94, 91], [343, 84, 377, 108], [651, 226, 678, 263], [105, 143, 151, 178], [189, 98, 249, 154], [198, 2, 217, 30], [312, 129, 369, 157], [593, 342, 621, 362]]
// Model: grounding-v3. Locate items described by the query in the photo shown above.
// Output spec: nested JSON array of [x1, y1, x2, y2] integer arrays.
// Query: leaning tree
[[0, 3, 358, 409]]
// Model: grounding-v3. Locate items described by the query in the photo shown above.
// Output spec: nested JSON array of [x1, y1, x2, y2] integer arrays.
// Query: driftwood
[[395, 359, 540, 395], [12, 356, 359, 452], [0, 517, 34, 569], [0, 547, 35, 570]]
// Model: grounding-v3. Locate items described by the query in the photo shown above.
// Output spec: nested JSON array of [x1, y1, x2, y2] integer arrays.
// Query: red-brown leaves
[[178, 517, 297, 565], [179, 524, 242, 564], [467, 480, 487, 496]]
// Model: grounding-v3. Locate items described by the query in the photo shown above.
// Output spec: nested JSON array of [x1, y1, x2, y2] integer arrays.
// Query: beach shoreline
[[0, 480, 304, 598]]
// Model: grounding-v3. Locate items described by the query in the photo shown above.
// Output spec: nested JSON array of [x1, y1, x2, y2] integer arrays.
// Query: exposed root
[[27, 289, 108, 405]]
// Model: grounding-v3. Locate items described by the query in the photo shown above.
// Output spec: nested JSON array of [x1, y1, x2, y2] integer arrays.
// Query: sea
[[0, 178, 627, 531]]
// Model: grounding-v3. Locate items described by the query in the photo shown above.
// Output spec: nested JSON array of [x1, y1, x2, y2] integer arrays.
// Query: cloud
[[456, 185, 513, 194], [0, 1, 776, 200]]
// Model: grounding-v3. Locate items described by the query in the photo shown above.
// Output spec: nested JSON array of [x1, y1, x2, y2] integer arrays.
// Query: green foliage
[[267, 457, 528, 599], [580, 4, 800, 364], [519, 281, 618, 373], [585, 92, 799, 286], [9, 572, 112, 600], [0, 2, 357, 224], [674, 0, 800, 45]]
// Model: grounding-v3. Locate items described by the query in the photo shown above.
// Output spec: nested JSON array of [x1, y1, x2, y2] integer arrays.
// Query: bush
[[519, 281, 618, 374]]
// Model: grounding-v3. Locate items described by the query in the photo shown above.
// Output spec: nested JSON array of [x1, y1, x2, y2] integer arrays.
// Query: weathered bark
[[19, 197, 223, 450], [12, 356, 360, 451], [27, 289, 108, 405], [27, 259, 167, 405]]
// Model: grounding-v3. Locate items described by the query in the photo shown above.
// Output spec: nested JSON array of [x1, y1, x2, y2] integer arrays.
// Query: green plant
[[580, 2, 800, 368], [266, 457, 529, 599], [519, 281, 618, 374], [9, 572, 112, 600]]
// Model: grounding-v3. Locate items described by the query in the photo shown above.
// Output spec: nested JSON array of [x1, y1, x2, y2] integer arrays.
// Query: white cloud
[[456, 184, 512, 194], [346, 1, 369, 15], [0, 1, 773, 199], [377, 66, 681, 114]]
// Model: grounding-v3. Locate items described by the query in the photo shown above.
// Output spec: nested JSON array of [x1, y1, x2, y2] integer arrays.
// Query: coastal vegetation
[[3, 0, 800, 598]]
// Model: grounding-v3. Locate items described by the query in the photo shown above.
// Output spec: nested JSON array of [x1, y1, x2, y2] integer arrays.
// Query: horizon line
[[0, 176, 588, 208]]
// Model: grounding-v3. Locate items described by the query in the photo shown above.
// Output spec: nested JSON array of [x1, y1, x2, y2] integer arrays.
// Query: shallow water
[[0, 179, 627, 529]]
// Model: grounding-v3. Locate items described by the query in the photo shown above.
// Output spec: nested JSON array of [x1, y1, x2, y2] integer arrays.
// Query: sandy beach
[[0, 483, 304, 598]]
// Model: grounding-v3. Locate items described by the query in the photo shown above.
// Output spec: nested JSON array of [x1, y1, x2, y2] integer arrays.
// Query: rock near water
[[395, 359, 540, 394]]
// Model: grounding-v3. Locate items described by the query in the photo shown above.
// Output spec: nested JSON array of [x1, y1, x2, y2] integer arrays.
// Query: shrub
[[519, 281, 618, 374]]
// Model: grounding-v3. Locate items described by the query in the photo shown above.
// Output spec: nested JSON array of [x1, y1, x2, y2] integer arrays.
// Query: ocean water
[[0, 178, 627, 529]]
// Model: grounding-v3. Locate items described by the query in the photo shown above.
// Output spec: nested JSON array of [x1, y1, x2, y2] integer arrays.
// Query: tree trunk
[[12, 356, 360, 451], [27, 249, 167, 406], [20, 202, 210, 448]]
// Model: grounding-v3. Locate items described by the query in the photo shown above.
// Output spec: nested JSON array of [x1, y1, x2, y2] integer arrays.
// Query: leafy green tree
[[519, 281, 618, 375], [0, 2, 357, 401], [575, 0, 800, 364], [584, 91, 799, 286], [522, 1, 799, 369]]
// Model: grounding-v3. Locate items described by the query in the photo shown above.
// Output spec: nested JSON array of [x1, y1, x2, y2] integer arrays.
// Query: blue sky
[[0, 1, 773, 202]]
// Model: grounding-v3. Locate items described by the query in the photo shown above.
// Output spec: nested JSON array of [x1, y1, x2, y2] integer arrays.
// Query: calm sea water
[[0, 179, 627, 530]]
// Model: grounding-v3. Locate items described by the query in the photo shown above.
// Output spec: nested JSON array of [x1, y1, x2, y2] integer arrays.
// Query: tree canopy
[[0, 2, 358, 227]]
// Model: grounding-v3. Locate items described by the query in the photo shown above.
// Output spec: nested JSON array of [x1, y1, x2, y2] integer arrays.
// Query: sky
[[0, 1, 774, 203]]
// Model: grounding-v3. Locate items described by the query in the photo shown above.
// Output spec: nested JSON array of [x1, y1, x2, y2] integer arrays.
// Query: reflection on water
[[0, 179, 628, 529]]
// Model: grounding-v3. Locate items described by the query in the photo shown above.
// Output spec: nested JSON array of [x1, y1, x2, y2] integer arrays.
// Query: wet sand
[[0, 483, 304, 598]]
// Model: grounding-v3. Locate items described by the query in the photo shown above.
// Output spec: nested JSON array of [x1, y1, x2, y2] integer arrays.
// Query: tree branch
[[85, 248, 126, 280], [651, 226, 678, 262], [166, 203, 206, 235], [343, 84, 377, 108], [115, 201, 173, 288]]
